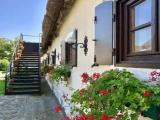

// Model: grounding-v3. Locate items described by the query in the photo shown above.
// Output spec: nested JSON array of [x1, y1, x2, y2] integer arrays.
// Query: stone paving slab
[[0, 95, 64, 120], [0, 80, 64, 120]]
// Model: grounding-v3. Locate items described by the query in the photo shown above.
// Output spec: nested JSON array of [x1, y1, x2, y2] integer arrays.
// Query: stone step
[[13, 76, 40, 79], [19, 58, 39, 60], [15, 64, 39, 67], [18, 62, 39, 64], [17, 69, 39, 72], [16, 73, 39, 76], [5, 89, 40, 95], [21, 54, 39, 56], [10, 81, 40, 85], [13, 79, 40, 83], [14, 66, 39, 69], [10, 85, 40, 90], [20, 57, 39, 59], [15, 74, 39, 77], [19, 59, 40, 62]]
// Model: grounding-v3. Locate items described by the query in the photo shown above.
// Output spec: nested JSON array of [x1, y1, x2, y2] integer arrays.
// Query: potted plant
[[51, 65, 71, 85], [71, 69, 160, 120], [41, 65, 54, 76]]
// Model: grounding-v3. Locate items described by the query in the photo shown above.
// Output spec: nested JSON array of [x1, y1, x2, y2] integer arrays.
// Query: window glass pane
[[135, 0, 151, 26], [131, 27, 151, 52]]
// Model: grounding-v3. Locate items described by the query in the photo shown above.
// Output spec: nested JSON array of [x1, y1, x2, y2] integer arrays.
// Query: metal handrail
[[5, 34, 23, 93], [38, 33, 42, 94]]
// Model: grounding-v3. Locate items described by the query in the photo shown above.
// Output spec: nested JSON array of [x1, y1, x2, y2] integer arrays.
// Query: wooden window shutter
[[45, 59, 47, 65], [61, 41, 66, 64], [71, 29, 77, 67], [62, 29, 78, 67], [65, 43, 77, 67], [47, 54, 50, 65], [52, 49, 56, 65], [65, 43, 70, 64], [95, 1, 113, 65], [70, 44, 77, 66]]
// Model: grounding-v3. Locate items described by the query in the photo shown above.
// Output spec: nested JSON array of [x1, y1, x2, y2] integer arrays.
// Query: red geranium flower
[[75, 114, 94, 120], [92, 73, 100, 80], [101, 113, 111, 120], [63, 116, 70, 120], [75, 114, 87, 120], [81, 73, 89, 83], [144, 90, 152, 97], [157, 72, 160, 76], [55, 104, 61, 112], [150, 71, 157, 76], [99, 90, 109, 96], [80, 89, 84, 96]]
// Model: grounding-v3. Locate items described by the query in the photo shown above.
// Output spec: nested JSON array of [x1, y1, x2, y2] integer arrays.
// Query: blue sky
[[0, 0, 47, 42]]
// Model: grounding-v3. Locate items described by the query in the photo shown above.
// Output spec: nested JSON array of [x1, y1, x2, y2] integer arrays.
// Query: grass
[[0, 80, 5, 95]]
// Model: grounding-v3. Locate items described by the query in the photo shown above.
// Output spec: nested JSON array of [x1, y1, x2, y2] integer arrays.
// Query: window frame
[[64, 29, 78, 67], [116, 0, 160, 68], [52, 49, 56, 65]]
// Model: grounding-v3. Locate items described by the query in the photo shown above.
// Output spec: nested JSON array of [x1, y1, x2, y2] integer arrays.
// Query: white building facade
[[41, 0, 160, 116]]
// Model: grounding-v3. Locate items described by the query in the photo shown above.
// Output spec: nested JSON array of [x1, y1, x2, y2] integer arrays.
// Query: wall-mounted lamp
[[70, 36, 88, 56]]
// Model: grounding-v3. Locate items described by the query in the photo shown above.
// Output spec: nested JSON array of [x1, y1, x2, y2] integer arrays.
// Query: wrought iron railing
[[5, 34, 23, 94]]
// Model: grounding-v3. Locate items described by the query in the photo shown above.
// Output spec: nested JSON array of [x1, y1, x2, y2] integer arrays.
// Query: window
[[61, 29, 77, 67], [52, 49, 56, 65], [47, 54, 50, 65], [116, 0, 160, 68], [130, 0, 152, 53]]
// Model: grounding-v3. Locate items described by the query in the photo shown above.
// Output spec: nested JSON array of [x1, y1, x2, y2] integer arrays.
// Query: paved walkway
[[0, 80, 64, 120]]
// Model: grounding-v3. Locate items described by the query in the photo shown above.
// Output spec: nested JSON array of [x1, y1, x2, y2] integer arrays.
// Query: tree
[[0, 38, 15, 60], [0, 37, 16, 71], [0, 58, 9, 71]]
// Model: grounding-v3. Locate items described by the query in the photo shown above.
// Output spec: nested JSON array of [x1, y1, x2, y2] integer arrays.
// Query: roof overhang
[[42, 0, 76, 52]]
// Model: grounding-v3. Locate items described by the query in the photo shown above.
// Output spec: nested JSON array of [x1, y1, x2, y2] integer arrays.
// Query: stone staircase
[[5, 42, 41, 95]]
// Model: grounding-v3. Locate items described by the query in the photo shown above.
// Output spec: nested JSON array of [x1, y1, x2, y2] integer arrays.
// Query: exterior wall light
[[70, 36, 88, 56]]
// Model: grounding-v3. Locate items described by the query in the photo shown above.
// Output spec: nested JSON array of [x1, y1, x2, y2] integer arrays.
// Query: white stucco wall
[[42, 0, 160, 115]]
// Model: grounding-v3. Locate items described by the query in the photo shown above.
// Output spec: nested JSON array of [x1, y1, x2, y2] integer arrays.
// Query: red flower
[[75, 114, 94, 120], [99, 90, 109, 96], [92, 73, 100, 80], [80, 89, 84, 96], [75, 114, 87, 120], [144, 90, 152, 97], [55, 104, 61, 112], [157, 72, 160, 76], [151, 76, 157, 81], [150, 71, 157, 76], [81, 73, 89, 83], [63, 116, 70, 120], [101, 113, 111, 120]]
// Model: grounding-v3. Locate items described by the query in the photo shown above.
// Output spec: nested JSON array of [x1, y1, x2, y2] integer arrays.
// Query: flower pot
[[142, 105, 160, 120], [66, 71, 71, 77]]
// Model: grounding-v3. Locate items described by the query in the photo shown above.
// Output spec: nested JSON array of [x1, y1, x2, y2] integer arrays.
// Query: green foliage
[[41, 65, 54, 75], [0, 58, 9, 71], [71, 69, 160, 120], [51, 65, 71, 81], [0, 80, 5, 95], [0, 38, 15, 60]]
